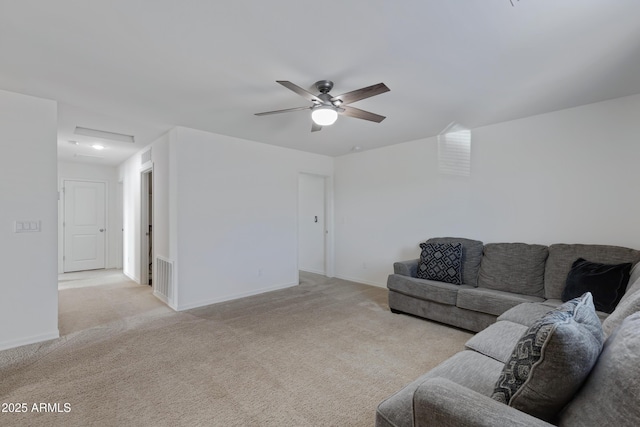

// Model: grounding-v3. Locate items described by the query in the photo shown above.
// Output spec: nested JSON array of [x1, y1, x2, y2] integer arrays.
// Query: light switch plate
[[15, 220, 41, 233]]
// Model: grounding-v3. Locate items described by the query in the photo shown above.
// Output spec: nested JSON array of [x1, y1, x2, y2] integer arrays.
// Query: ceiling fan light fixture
[[311, 106, 338, 126]]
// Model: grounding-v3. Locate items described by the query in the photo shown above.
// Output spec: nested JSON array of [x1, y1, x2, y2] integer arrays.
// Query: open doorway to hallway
[[141, 169, 153, 286], [57, 269, 168, 336]]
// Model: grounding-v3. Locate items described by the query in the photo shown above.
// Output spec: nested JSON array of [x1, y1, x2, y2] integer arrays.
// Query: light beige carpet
[[0, 271, 471, 426]]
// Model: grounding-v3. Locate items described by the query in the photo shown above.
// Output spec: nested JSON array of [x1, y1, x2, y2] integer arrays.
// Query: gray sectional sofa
[[387, 238, 640, 332], [378, 238, 640, 426]]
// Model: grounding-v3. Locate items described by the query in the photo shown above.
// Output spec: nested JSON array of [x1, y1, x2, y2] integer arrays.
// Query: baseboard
[[334, 274, 386, 288], [0, 330, 60, 352], [300, 268, 326, 275], [174, 281, 298, 311], [152, 291, 179, 311], [123, 270, 140, 284]]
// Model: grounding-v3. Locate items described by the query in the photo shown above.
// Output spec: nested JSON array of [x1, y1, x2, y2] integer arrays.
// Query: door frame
[[59, 178, 109, 273], [140, 166, 153, 287], [297, 172, 334, 278]]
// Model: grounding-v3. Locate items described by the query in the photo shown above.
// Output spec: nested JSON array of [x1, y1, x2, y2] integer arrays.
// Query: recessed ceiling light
[[92, 144, 105, 150], [75, 126, 135, 143]]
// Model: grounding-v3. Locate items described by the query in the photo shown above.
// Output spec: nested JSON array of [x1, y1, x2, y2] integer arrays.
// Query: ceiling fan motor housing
[[315, 80, 334, 94]]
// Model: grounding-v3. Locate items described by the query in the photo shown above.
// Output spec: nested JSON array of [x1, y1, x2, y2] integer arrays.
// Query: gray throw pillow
[[416, 242, 462, 285], [491, 293, 604, 423]]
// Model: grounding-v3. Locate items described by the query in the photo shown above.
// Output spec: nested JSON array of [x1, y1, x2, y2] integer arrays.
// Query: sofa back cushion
[[559, 312, 640, 426], [622, 263, 640, 304], [544, 244, 640, 300], [426, 237, 483, 286], [477, 243, 548, 297], [602, 275, 640, 336]]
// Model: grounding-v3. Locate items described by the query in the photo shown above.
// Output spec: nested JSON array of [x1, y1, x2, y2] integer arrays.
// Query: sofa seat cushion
[[457, 288, 544, 317], [540, 298, 563, 308], [478, 243, 549, 297], [542, 298, 609, 322], [492, 293, 604, 423], [544, 243, 640, 300], [426, 237, 484, 286], [387, 274, 472, 305], [497, 303, 555, 327], [376, 350, 504, 427], [559, 312, 640, 426], [465, 320, 528, 363]]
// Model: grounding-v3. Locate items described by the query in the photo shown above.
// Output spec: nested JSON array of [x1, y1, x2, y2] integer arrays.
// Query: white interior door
[[298, 173, 326, 274], [63, 180, 106, 272]]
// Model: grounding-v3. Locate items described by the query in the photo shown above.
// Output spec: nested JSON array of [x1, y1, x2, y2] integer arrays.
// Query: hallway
[[58, 269, 171, 336]]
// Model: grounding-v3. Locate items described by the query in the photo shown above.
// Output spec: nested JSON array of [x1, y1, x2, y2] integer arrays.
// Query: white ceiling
[[2, 0, 640, 166]]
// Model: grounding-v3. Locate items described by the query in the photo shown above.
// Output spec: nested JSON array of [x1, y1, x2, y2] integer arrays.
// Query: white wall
[[0, 89, 58, 350], [298, 173, 326, 274], [171, 127, 333, 310], [57, 161, 121, 272], [334, 93, 640, 287]]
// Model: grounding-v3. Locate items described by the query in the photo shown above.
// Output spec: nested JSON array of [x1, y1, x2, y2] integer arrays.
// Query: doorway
[[141, 169, 153, 286], [63, 180, 107, 272], [298, 173, 328, 275]]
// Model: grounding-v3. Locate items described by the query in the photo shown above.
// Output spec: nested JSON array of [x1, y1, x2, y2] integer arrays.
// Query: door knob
[[99, 229, 105, 232]]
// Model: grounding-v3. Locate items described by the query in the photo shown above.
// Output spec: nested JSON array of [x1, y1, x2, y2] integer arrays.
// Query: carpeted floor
[[0, 271, 471, 426]]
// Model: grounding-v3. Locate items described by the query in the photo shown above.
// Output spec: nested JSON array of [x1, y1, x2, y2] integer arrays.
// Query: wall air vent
[[156, 256, 174, 303], [74, 126, 135, 143]]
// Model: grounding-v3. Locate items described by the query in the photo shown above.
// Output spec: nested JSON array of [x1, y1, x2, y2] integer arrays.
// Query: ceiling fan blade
[[311, 122, 322, 132], [255, 106, 311, 116], [340, 106, 386, 123], [277, 81, 322, 103], [331, 83, 389, 105]]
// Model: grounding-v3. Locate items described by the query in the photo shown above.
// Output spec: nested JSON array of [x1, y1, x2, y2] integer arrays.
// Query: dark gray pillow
[[491, 293, 604, 423], [417, 242, 462, 285], [562, 258, 632, 313]]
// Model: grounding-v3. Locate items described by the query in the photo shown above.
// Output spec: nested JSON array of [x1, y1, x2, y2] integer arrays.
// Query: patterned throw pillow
[[416, 242, 462, 285], [491, 293, 604, 423]]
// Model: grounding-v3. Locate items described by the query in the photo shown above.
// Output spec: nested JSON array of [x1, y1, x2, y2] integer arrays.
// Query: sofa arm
[[413, 377, 554, 427], [394, 259, 419, 277]]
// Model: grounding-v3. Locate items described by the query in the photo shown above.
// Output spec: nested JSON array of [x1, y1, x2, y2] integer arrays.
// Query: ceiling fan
[[255, 80, 390, 132]]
